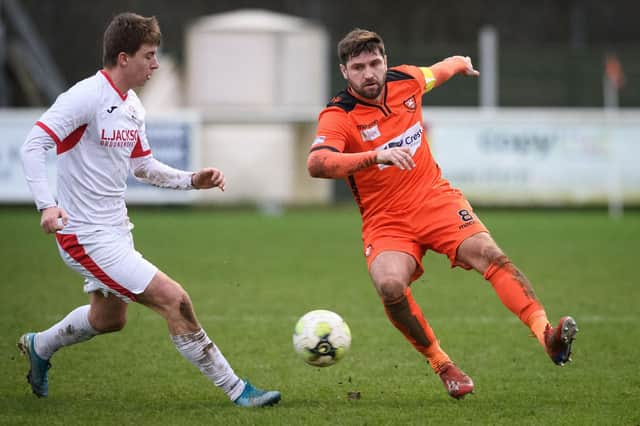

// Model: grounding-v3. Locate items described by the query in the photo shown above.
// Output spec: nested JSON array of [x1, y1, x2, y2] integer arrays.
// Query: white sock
[[34, 305, 98, 360], [172, 329, 244, 401]]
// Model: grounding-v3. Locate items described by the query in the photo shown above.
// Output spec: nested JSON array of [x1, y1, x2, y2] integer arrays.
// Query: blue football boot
[[17, 333, 51, 397], [233, 380, 281, 407]]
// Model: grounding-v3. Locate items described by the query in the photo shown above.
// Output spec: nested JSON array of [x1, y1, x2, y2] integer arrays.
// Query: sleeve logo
[[312, 135, 326, 145]]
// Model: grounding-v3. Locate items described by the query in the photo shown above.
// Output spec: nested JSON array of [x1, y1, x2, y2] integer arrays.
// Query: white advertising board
[[427, 109, 640, 205]]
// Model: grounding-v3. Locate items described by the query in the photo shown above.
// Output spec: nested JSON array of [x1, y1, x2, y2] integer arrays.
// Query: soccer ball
[[292, 309, 351, 367]]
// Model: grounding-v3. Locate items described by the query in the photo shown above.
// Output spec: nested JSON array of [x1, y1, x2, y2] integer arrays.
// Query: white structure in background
[[184, 9, 330, 209], [186, 9, 327, 115], [139, 55, 184, 112]]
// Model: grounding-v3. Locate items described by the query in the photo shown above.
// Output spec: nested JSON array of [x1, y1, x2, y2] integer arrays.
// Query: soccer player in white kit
[[18, 12, 280, 407]]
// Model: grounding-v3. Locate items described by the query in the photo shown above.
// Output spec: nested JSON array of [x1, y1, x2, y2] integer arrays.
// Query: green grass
[[1, 206, 639, 425]]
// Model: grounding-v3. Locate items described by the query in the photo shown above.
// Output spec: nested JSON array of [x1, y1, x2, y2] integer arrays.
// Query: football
[[292, 309, 351, 367]]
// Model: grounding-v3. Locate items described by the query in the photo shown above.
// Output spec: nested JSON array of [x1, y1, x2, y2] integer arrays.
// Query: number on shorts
[[458, 209, 473, 222]]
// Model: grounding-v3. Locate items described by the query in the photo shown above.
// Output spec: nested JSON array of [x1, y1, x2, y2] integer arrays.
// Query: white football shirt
[[23, 70, 152, 232]]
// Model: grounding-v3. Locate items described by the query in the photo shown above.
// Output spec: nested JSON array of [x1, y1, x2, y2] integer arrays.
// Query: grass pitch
[[1, 206, 639, 425]]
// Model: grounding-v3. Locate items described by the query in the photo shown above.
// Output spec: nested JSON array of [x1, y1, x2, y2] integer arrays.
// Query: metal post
[[0, 0, 8, 106], [604, 58, 623, 219], [478, 26, 498, 108]]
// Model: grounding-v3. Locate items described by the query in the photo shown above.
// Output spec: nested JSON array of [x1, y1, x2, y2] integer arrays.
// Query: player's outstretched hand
[[458, 55, 479, 76], [40, 206, 68, 233], [192, 167, 226, 191], [376, 147, 415, 171]]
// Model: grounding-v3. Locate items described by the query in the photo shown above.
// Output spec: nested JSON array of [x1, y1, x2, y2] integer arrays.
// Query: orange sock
[[484, 256, 550, 346], [527, 311, 550, 346], [383, 287, 451, 373]]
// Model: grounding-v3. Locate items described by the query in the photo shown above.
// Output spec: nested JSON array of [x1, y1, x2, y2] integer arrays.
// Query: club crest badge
[[403, 96, 417, 111]]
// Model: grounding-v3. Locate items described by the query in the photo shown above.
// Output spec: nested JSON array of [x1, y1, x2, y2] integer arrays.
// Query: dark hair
[[102, 12, 161, 67], [337, 28, 385, 64]]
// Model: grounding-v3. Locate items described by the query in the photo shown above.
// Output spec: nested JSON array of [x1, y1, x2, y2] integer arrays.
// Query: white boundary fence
[[427, 108, 640, 211], [1, 108, 639, 211]]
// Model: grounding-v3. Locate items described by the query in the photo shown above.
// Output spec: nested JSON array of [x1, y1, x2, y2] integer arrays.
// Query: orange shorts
[[362, 183, 488, 282]]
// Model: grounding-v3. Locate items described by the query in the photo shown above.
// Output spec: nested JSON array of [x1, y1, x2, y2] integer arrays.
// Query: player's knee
[[178, 294, 197, 323], [163, 287, 198, 326], [375, 276, 407, 303], [152, 280, 186, 310]]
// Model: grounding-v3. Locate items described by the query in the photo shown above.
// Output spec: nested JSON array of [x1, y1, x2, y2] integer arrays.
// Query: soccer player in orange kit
[[307, 28, 578, 399]]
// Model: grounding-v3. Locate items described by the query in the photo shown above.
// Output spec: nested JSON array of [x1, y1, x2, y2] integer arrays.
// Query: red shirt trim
[[100, 70, 128, 101], [57, 125, 87, 155], [130, 135, 151, 158], [36, 121, 61, 144], [37, 121, 87, 155]]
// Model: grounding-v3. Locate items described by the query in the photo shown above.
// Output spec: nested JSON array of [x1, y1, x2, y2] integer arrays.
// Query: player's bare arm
[[39, 206, 68, 234], [307, 146, 414, 179], [426, 55, 479, 89]]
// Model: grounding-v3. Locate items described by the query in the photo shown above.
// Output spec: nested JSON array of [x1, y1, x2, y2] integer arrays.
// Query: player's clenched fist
[[191, 167, 226, 191], [40, 206, 68, 233]]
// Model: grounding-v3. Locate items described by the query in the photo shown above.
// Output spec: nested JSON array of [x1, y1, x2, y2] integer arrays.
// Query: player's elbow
[[307, 163, 323, 178], [131, 157, 153, 180], [307, 153, 328, 178], [20, 138, 43, 171], [132, 166, 146, 180], [20, 141, 31, 165]]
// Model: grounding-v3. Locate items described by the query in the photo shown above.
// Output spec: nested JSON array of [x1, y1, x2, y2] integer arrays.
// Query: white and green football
[[292, 309, 351, 367]]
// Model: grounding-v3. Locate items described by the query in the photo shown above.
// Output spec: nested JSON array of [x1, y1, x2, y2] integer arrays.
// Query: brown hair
[[337, 28, 385, 64], [102, 12, 161, 67]]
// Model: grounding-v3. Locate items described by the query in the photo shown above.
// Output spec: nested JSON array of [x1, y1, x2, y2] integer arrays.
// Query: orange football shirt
[[312, 65, 446, 224]]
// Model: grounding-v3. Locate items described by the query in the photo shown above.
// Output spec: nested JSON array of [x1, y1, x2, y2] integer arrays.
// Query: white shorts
[[55, 227, 158, 303]]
